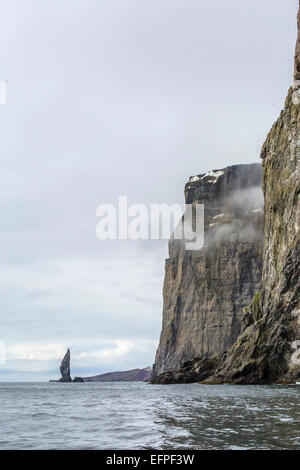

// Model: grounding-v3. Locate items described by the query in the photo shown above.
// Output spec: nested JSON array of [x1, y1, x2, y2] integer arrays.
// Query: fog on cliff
[[0, 0, 298, 380]]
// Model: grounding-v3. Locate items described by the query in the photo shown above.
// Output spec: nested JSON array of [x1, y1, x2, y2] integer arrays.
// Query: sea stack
[[59, 348, 72, 382]]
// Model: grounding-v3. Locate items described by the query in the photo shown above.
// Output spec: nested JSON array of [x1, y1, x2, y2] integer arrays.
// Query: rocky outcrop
[[151, 164, 263, 382], [83, 367, 152, 382], [151, 357, 220, 384], [73, 377, 84, 383], [58, 349, 72, 382]]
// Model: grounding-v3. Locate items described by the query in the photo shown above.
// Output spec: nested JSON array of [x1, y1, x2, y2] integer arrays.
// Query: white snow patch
[[203, 169, 224, 179], [189, 169, 225, 184], [201, 169, 225, 183], [189, 176, 200, 183], [213, 213, 225, 220]]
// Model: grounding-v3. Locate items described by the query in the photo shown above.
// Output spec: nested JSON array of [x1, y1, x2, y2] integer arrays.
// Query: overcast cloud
[[0, 0, 298, 380]]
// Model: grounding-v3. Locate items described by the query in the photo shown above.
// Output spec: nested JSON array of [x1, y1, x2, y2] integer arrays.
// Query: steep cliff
[[201, 4, 300, 385], [210, 96, 300, 384], [151, 164, 263, 382]]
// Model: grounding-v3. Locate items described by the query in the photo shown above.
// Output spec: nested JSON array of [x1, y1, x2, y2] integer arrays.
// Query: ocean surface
[[0, 382, 299, 450]]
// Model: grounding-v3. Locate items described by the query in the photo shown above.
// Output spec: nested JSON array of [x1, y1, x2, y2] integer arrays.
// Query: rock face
[[202, 4, 300, 385], [151, 164, 263, 382], [58, 349, 72, 383], [83, 367, 152, 382]]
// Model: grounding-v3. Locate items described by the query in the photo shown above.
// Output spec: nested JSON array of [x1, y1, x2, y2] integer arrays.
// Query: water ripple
[[0, 382, 299, 449]]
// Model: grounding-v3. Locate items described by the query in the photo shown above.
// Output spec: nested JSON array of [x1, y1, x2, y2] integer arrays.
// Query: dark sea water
[[0, 382, 299, 450]]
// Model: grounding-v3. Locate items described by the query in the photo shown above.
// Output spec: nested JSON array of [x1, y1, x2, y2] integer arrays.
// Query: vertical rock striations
[[59, 348, 72, 382], [151, 164, 263, 383]]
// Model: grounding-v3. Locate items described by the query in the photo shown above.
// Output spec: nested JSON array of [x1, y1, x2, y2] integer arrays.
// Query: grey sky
[[0, 0, 298, 380]]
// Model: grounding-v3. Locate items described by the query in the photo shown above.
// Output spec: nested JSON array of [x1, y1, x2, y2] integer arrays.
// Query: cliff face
[[210, 88, 300, 384], [151, 164, 263, 380], [203, 3, 300, 385]]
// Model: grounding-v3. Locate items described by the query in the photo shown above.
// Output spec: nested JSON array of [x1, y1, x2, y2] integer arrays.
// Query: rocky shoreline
[[150, 358, 220, 385]]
